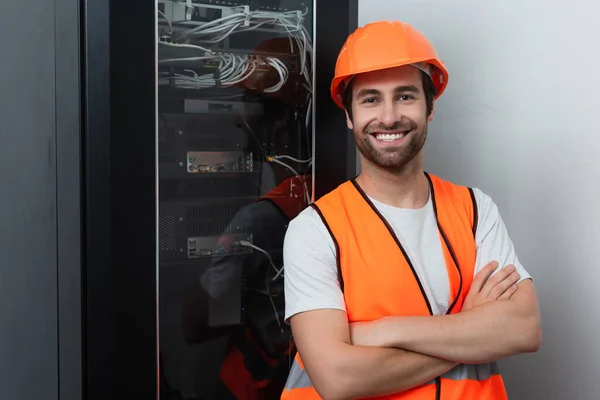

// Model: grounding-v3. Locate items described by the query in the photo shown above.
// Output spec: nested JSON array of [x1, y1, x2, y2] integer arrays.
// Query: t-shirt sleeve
[[283, 207, 346, 324], [473, 188, 532, 283]]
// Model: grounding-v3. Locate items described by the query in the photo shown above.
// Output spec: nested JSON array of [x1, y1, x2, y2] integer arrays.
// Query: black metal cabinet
[[0, 0, 81, 399], [80, 1, 357, 399]]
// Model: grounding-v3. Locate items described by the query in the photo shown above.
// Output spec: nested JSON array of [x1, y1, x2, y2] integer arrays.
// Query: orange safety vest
[[281, 173, 508, 400]]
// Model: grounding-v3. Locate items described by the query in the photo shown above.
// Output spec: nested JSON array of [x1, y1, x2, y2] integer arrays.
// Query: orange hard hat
[[330, 20, 449, 109]]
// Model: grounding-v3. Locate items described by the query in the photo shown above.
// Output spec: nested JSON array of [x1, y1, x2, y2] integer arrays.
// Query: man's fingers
[[470, 261, 499, 293], [480, 264, 517, 298], [489, 271, 521, 300], [498, 280, 519, 300]]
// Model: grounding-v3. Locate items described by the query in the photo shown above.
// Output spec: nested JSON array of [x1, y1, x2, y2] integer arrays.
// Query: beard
[[354, 116, 427, 172]]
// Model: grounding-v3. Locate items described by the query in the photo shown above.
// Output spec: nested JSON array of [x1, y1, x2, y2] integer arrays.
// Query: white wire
[[273, 155, 312, 163], [158, 10, 172, 34], [159, 7, 315, 202], [158, 45, 292, 92], [239, 240, 282, 276], [272, 264, 284, 281], [176, 11, 306, 39], [238, 240, 284, 328], [268, 158, 311, 205], [165, 8, 313, 92], [158, 39, 211, 54], [158, 52, 268, 89], [263, 57, 288, 93], [269, 159, 301, 179]]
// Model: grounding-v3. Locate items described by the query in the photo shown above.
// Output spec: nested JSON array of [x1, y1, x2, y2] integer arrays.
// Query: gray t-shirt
[[283, 187, 531, 322]]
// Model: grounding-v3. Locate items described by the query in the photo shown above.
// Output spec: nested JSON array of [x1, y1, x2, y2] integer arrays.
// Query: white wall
[[359, 1, 600, 399]]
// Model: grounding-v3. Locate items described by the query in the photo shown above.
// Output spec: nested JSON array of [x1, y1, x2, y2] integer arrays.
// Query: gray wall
[[359, 1, 599, 399], [0, 0, 81, 398]]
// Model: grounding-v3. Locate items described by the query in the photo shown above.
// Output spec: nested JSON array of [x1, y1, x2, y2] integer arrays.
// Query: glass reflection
[[157, 1, 313, 399]]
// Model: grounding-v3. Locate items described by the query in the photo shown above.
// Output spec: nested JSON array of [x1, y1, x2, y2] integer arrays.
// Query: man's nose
[[378, 99, 398, 127]]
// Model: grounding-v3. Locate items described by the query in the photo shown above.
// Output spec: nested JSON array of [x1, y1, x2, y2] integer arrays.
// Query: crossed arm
[[349, 277, 541, 364], [289, 262, 542, 400]]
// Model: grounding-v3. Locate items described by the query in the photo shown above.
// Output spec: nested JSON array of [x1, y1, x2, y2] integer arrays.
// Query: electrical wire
[[158, 50, 290, 93], [158, 10, 173, 35], [273, 155, 312, 163], [159, 4, 315, 203], [239, 240, 282, 276], [159, 6, 313, 94], [172, 9, 309, 43], [239, 240, 283, 328], [158, 5, 314, 146], [158, 51, 266, 90], [266, 157, 311, 205], [267, 158, 301, 178]]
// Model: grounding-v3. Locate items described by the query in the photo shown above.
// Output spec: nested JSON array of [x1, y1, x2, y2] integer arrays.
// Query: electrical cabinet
[[80, 1, 357, 399], [158, 3, 313, 398]]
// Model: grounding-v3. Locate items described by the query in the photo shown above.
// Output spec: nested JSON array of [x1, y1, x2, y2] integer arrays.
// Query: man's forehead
[[352, 65, 422, 90]]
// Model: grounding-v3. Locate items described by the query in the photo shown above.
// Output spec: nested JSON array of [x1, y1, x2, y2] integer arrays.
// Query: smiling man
[[280, 20, 541, 400]]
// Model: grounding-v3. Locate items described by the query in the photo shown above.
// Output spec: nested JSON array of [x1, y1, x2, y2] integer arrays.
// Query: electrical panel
[[157, 1, 313, 399]]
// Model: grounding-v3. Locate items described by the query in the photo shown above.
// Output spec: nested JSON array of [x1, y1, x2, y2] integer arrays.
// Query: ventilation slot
[[188, 221, 231, 236], [186, 135, 236, 150], [159, 214, 177, 251], [186, 204, 235, 220], [185, 204, 245, 235]]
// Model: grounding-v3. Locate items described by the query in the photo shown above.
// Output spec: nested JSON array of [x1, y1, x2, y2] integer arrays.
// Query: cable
[[158, 49, 290, 93], [160, 6, 313, 94], [158, 39, 212, 54], [239, 240, 284, 328], [267, 157, 301, 178], [225, 108, 265, 160], [158, 6, 314, 144], [158, 5, 315, 202], [158, 10, 173, 35], [266, 157, 311, 205], [271, 263, 284, 281], [272, 155, 312, 163], [173, 10, 309, 43], [239, 240, 282, 276], [158, 51, 263, 89]]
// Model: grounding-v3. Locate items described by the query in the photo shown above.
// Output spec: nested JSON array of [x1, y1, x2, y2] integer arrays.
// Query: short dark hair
[[342, 70, 438, 121]]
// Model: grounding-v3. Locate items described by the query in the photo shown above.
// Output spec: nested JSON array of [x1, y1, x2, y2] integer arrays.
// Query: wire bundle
[[158, 53, 289, 94], [158, 45, 258, 89], [158, 6, 312, 94]]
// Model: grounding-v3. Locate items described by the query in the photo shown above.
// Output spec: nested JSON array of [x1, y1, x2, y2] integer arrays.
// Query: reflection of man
[[281, 20, 541, 400], [182, 172, 310, 400]]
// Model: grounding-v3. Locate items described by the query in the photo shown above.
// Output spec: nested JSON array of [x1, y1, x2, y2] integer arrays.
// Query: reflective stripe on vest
[[281, 173, 508, 400], [282, 357, 504, 398]]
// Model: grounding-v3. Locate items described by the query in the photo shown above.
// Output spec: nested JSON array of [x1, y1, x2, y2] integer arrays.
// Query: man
[[280, 20, 541, 400]]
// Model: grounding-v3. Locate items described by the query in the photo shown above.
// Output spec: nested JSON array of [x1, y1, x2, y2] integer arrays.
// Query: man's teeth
[[375, 133, 405, 141]]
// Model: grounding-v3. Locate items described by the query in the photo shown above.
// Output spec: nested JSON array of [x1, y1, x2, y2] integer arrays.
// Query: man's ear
[[427, 100, 436, 122], [345, 109, 354, 130]]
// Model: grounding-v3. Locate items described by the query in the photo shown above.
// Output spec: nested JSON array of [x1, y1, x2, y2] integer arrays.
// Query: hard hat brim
[[331, 58, 449, 110]]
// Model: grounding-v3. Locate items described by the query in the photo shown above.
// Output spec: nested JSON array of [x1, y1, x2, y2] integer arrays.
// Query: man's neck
[[355, 157, 429, 209]]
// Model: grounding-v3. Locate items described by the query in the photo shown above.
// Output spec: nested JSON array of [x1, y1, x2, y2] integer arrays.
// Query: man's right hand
[[462, 261, 520, 311]]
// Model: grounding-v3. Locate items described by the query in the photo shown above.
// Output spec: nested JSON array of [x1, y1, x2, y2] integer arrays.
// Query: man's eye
[[363, 97, 378, 103], [398, 95, 415, 101]]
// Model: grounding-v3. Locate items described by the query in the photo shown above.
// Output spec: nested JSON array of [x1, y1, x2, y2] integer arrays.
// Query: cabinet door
[[84, 1, 356, 399], [157, 2, 314, 399]]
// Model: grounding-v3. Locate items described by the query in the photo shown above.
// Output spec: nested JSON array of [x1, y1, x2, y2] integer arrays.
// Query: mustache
[[365, 117, 417, 133]]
